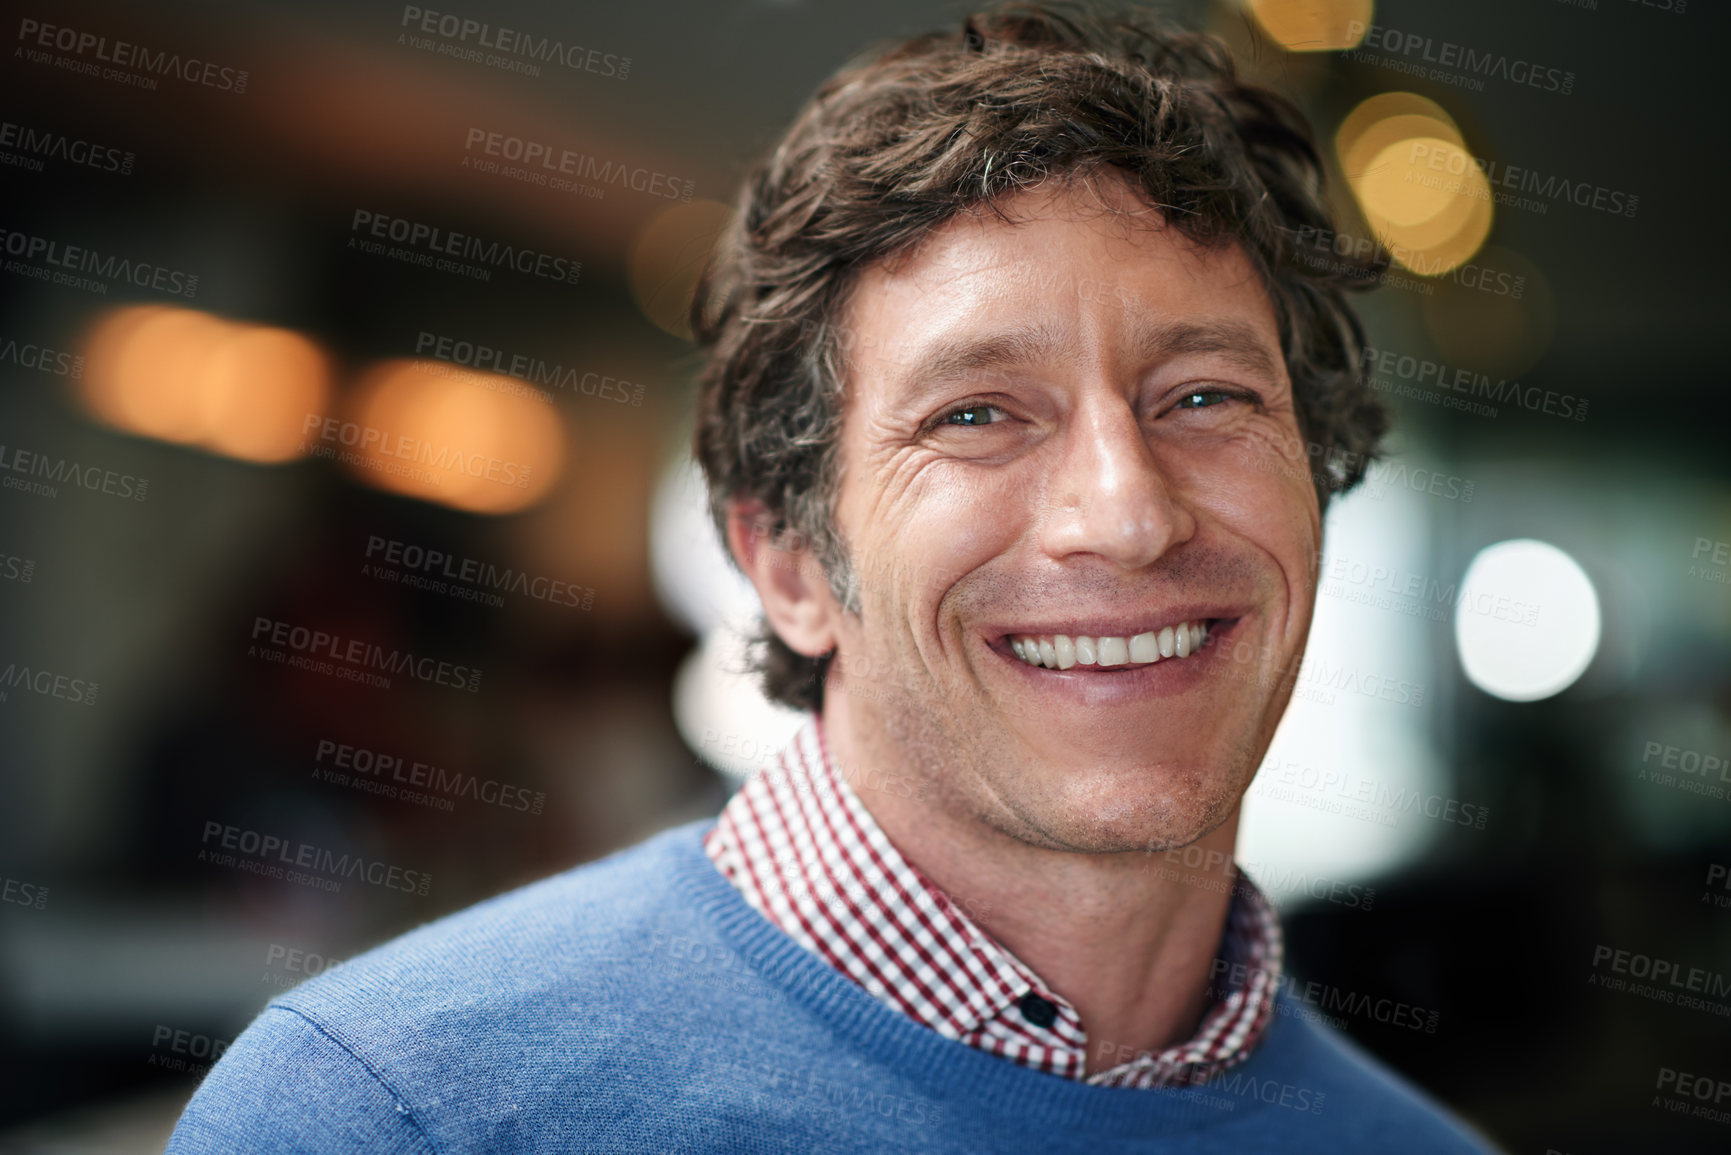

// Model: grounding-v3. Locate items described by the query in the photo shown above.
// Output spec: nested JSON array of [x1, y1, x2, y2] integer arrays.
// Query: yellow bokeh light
[[1248, 0, 1374, 52], [1336, 92, 1458, 177], [1341, 113, 1461, 185], [1358, 138, 1463, 227], [1358, 138, 1494, 274], [1380, 186, 1494, 276], [343, 361, 565, 515], [628, 199, 736, 340], [1362, 137, 1489, 244], [79, 306, 331, 463], [1337, 92, 1494, 276]]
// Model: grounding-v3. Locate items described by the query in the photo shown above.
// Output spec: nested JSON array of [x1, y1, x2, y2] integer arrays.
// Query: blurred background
[[1, 0, 1727, 1150]]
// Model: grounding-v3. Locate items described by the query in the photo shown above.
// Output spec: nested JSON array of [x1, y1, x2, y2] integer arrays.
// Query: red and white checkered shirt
[[703, 716, 1283, 1087]]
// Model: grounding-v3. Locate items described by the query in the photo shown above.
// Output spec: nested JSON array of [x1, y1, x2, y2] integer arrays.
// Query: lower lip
[[989, 618, 1246, 707]]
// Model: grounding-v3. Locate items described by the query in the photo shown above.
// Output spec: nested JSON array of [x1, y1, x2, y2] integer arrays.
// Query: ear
[[724, 499, 841, 659]]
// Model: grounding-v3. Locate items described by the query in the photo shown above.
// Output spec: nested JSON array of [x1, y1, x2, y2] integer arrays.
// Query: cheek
[[865, 465, 1021, 611], [1230, 418, 1313, 482], [1235, 473, 1320, 584], [1185, 432, 1321, 582], [1184, 422, 1309, 503]]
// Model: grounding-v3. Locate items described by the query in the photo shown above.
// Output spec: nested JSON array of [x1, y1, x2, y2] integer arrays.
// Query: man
[[170, 7, 1496, 1152]]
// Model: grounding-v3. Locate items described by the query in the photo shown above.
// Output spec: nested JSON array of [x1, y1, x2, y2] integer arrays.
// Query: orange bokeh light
[[337, 360, 565, 514], [200, 326, 332, 462], [80, 305, 330, 463], [628, 199, 735, 340]]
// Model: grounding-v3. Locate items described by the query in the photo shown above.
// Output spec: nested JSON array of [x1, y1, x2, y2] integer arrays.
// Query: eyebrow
[[888, 317, 1285, 403]]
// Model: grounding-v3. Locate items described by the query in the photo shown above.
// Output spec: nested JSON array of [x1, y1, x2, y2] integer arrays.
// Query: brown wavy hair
[[691, 3, 1388, 712]]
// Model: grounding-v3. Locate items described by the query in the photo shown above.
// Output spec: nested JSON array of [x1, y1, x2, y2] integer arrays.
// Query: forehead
[[839, 172, 1283, 393]]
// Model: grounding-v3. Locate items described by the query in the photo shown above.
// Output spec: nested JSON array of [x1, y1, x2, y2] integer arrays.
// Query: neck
[[821, 694, 1240, 1076]]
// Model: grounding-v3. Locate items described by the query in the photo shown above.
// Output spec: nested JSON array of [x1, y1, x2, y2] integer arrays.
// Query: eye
[[1174, 390, 1233, 410], [1164, 387, 1263, 421], [942, 403, 1006, 427]]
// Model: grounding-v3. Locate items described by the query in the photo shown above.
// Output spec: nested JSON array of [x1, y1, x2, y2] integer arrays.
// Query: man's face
[[820, 171, 1321, 855]]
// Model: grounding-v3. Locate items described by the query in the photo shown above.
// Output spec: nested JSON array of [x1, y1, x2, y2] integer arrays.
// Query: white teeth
[[1008, 622, 1212, 670]]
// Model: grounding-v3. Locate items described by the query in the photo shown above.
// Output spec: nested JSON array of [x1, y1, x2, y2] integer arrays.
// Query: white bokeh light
[[1238, 480, 1444, 894], [672, 625, 807, 785], [1455, 538, 1601, 702], [650, 456, 766, 636], [651, 453, 807, 783]]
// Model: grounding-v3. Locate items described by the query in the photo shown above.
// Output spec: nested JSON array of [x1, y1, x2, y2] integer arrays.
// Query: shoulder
[[169, 820, 725, 1154], [282, 818, 714, 1025], [168, 1004, 437, 1153], [1232, 1007, 1501, 1153]]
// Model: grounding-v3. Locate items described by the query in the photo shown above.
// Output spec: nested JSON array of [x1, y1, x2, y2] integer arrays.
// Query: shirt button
[[1019, 993, 1058, 1029]]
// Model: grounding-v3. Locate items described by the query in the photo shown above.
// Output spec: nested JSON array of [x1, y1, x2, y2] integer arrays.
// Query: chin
[[1018, 759, 1242, 854]]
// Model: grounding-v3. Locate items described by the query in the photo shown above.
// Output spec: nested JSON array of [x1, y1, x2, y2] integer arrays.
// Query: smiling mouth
[[1006, 620, 1219, 670]]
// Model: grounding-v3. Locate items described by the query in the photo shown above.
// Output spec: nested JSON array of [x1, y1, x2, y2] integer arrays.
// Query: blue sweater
[[168, 820, 1497, 1153]]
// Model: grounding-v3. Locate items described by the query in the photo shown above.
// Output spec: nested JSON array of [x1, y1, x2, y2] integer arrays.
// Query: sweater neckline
[[660, 819, 1293, 1138]]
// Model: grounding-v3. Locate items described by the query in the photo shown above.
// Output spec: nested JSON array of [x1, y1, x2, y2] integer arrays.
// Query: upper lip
[[985, 609, 1247, 640]]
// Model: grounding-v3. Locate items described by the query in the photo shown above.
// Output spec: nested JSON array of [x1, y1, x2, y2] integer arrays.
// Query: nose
[[1038, 397, 1195, 569]]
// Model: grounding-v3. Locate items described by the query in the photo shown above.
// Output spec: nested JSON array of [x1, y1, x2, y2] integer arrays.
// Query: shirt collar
[[705, 714, 1284, 1084]]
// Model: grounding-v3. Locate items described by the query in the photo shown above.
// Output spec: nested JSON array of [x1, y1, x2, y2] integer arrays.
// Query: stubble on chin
[[849, 659, 1266, 859]]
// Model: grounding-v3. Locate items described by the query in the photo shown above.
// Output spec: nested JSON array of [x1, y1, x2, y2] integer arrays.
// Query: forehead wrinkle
[[886, 318, 1074, 406], [858, 222, 1285, 414], [1126, 316, 1284, 383], [878, 313, 1282, 414]]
